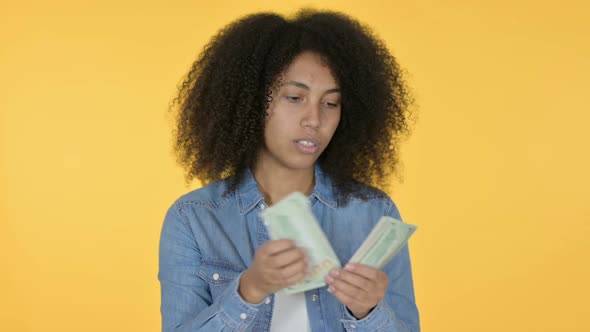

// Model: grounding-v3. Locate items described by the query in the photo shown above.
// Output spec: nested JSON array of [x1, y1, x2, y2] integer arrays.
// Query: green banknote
[[262, 193, 417, 294], [261, 192, 342, 294], [348, 216, 417, 269]]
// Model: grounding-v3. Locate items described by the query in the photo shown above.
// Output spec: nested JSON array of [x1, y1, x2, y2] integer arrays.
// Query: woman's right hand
[[238, 239, 308, 303]]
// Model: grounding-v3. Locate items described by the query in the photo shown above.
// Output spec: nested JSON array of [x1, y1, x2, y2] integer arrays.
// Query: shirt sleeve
[[158, 202, 265, 332], [340, 199, 421, 332]]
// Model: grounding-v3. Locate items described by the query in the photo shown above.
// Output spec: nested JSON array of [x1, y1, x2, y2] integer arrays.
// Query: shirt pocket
[[197, 259, 245, 301]]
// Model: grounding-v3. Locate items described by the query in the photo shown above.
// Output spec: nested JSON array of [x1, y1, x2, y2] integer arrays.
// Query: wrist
[[238, 270, 267, 304], [347, 306, 374, 320], [351, 310, 369, 320]]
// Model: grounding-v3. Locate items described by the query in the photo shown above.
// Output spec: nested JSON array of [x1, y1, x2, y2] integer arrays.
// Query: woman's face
[[258, 51, 341, 172]]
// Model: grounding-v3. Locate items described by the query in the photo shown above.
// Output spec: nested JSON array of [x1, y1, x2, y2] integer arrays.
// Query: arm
[[337, 199, 421, 332], [339, 245, 420, 332], [158, 203, 264, 332]]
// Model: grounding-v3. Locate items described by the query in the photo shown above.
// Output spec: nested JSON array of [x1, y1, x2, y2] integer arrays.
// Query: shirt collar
[[236, 164, 337, 215]]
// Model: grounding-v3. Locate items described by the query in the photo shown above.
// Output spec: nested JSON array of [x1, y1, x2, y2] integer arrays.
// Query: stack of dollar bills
[[261, 192, 417, 294]]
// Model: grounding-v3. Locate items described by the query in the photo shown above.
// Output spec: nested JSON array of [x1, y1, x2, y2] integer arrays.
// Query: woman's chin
[[280, 155, 320, 171]]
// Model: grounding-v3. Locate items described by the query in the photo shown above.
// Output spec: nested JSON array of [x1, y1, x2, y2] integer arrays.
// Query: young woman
[[159, 9, 420, 332]]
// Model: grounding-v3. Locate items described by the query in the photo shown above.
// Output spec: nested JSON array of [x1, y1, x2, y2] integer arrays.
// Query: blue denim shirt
[[158, 166, 420, 331]]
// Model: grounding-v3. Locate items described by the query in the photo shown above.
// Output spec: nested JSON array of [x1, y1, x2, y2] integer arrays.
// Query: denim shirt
[[158, 166, 420, 332]]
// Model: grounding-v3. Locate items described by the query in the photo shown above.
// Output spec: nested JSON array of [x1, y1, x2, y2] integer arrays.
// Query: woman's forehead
[[277, 52, 339, 89]]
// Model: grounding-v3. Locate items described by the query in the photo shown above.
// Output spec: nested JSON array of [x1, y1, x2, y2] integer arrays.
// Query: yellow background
[[2, 0, 589, 331]]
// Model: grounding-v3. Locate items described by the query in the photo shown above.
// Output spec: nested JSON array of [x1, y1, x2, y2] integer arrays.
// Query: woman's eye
[[285, 96, 302, 103], [323, 101, 339, 108]]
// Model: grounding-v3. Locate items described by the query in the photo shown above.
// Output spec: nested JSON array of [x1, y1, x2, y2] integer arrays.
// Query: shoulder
[[336, 181, 402, 220], [316, 166, 393, 209], [169, 179, 235, 215]]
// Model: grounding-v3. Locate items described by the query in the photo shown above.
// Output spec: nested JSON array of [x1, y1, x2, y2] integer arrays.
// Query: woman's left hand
[[325, 263, 389, 319]]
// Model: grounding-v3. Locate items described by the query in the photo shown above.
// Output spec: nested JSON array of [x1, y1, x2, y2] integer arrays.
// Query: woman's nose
[[301, 103, 321, 129]]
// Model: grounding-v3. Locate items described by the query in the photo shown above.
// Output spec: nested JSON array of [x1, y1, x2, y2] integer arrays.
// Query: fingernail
[[330, 269, 340, 277], [326, 276, 333, 283], [345, 264, 355, 271], [328, 286, 335, 293]]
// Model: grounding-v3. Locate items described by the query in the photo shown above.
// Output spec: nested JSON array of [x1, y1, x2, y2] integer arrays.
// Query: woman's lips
[[294, 139, 320, 154]]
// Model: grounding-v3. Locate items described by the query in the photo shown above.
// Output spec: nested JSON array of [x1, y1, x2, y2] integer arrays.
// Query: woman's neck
[[252, 161, 315, 206]]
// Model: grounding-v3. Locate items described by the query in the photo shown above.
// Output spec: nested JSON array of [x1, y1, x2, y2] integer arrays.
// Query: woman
[[159, 9, 420, 332]]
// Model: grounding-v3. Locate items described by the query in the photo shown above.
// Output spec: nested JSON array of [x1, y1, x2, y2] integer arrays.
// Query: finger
[[329, 268, 374, 292], [266, 258, 306, 288], [344, 263, 381, 281], [269, 247, 306, 268], [282, 269, 306, 286], [279, 257, 307, 279], [327, 274, 367, 301], [328, 284, 358, 308], [260, 239, 297, 256]]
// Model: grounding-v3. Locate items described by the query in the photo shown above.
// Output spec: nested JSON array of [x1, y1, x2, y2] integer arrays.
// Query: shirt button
[[212, 273, 220, 281], [240, 313, 247, 320], [259, 203, 266, 210], [350, 324, 356, 328], [265, 297, 271, 304], [311, 295, 318, 302]]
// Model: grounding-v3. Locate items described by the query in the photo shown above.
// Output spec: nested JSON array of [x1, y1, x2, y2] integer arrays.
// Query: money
[[261, 192, 342, 294], [261, 193, 417, 294], [348, 216, 417, 269]]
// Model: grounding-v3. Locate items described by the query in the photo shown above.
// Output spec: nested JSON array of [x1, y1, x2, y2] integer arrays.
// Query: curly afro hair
[[171, 9, 415, 201]]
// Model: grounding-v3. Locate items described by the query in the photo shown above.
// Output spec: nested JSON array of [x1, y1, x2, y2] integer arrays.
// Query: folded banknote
[[348, 216, 417, 269], [261, 192, 341, 294], [261, 192, 417, 294]]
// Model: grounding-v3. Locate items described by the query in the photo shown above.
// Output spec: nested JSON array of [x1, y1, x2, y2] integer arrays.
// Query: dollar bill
[[261, 192, 342, 294], [348, 216, 417, 269]]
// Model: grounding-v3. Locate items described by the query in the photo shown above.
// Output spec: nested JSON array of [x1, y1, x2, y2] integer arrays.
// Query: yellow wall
[[2, 0, 589, 331]]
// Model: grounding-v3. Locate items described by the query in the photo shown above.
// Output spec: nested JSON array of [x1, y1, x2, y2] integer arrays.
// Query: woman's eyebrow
[[284, 80, 341, 94]]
